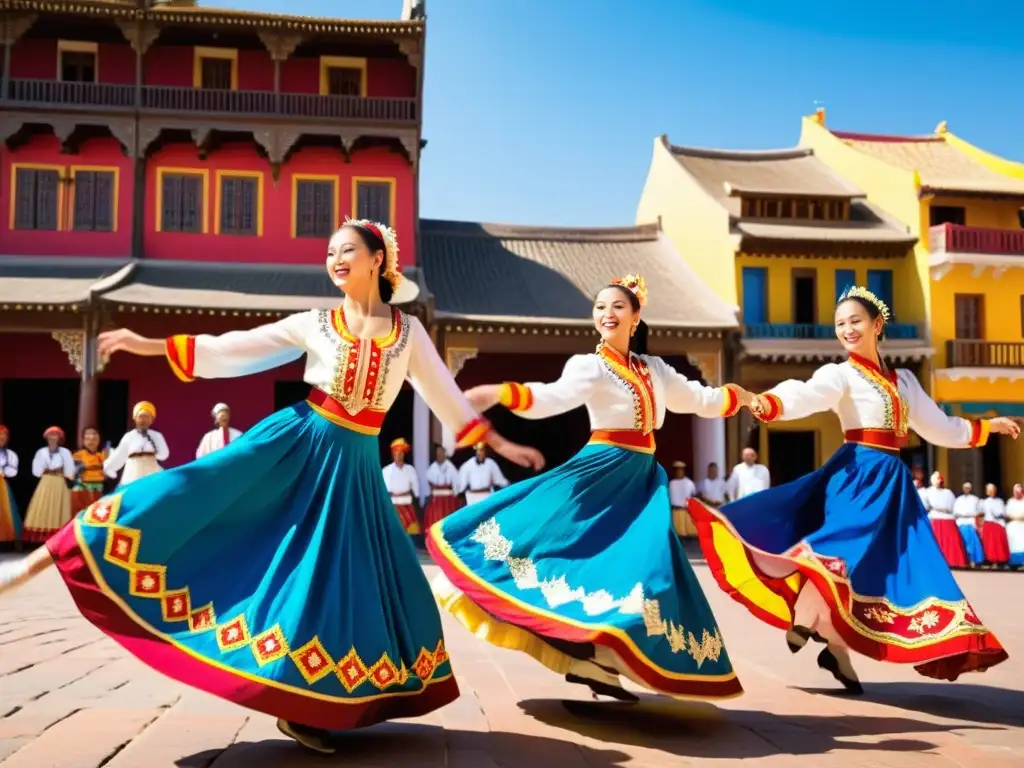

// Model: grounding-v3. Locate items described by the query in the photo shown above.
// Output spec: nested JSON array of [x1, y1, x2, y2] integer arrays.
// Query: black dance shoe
[[816, 648, 864, 695], [565, 673, 640, 703], [277, 718, 336, 754]]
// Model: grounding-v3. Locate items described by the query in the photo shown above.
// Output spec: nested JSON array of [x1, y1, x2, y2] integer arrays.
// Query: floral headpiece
[[610, 273, 648, 308], [344, 217, 402, 290], [838, 285, 890, 324]]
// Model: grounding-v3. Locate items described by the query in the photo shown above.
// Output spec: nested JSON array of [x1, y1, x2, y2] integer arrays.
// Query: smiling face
[[326, 226, 384, 296], [834, 299, 884, 357], [83, 428, 100, 451], [592, 286, 636, 351]]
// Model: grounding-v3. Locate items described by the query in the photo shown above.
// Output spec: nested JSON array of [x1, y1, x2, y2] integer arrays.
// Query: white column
[[413, 392, 430, 503], [693, 416, 726, 481]]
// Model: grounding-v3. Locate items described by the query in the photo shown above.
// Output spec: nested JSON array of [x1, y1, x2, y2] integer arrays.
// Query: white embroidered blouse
[[165, 307, 489, 447], [497, 345, 739, 431], [755, 353, 989, 450]]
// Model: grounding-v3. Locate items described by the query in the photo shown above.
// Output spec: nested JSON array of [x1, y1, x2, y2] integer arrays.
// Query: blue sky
[[210, 0, 1024, 227]]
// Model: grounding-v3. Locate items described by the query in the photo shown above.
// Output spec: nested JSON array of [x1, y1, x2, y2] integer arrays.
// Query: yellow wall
[[929, 194, 1023, 230], [736, 254, 923, 325], [944, 131, 1024, 180], [635, 136, 738, 306], [757, 413, 843, 468]]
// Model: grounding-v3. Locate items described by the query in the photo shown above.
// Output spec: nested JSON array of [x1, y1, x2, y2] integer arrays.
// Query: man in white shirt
[[668, 461, 697, 537], [727, 448, 770, 500], [459, 443, 508, 506], [382, 438, 420, 536], [196, 403, 243, 459], [698, 462, 729, 507], [423, 444, 462, 528], [105, 401, 170, 486]]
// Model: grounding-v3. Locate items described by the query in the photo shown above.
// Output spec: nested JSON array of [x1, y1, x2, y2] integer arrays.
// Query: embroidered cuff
[[455, 416, 492, 448], [165, 335, 196, 383], [497, 382, 534, 412], [754, 393, 783, 423], [968, 419, 990, 448], [720, 384, 741, 418]]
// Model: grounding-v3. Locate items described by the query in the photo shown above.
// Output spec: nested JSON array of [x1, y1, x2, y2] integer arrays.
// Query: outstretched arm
[[406, 317, 544, 470], [98, 311, 311, 381], [751, 363, 847, 423], [647, 357, 746, 418], [900, 371, 1019, 448], [104, 433, 132, 477], [465, 355, 603, 420]]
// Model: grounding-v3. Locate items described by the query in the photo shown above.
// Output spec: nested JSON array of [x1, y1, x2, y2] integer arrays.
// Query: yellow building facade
[[801, 111, 1024, 492], [636, 136, 926, 482]]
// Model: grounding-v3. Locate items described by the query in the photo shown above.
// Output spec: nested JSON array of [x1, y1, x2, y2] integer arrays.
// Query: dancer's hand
[[488, 432, 545, 470], [98, 329, 165, 360], [989, 417, 1021, 439], [746, 393, 771, 418]]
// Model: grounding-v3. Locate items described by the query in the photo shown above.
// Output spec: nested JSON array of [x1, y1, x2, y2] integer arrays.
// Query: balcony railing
[[745, 323, 920, 340], [929, 224, 1024, 257], [4, 78, 418, 123], [946, 340, 1024, 368]]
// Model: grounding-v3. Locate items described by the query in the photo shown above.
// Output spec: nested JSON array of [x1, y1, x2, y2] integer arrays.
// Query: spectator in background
[[0, 426, 21, 547], [458, 442, 508, 506], [1005, 484, 1024, 569], [727, 447, 770, 500], [105, 401, 169, 486], [980, 483, 1010, 568], [924, 472, 966, 569], [668, 461, 697, 537], [196, 403, 243, 459], [382, 438, 420, 536], [953, 480, 984, 568], [698, 462, 729, 507]]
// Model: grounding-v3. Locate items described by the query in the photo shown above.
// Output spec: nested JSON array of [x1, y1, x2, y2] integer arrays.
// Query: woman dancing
[[689, 287, 1017, 693], [0, 219, 543, 755], [428, 275, 745, 703]]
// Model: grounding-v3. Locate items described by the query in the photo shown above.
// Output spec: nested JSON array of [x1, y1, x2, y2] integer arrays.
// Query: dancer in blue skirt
[[428, 274, 746, 703], [689, 286, 1018, 694], [0, 219, 543, 754]]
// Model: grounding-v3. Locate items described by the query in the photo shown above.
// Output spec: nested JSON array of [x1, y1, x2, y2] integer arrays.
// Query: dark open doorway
[[767, 430, 817, 487]]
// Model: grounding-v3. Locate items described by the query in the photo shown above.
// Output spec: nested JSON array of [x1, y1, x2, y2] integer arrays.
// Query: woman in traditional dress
[[922, 472, 967, 569], [423, 444, 462, 529], [428, 274, 745, 703], [71, 427, 106, 515], [22, 427, 75, 543], [0, 219, 543, 755], [689, 287, 1018, 694], [979, 484, 1011, 568], [1006, 484, 1024, 569], [0, 426, 21, 547]]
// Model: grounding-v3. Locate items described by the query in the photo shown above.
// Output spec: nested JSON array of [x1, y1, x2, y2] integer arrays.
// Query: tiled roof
[[665, 140, 913, 246], [668, 144, 862, 206], [832, 132, 1024, 196], [418, 219, 738, 329]]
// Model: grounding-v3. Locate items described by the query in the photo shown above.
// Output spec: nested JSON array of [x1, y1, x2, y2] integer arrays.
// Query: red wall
[[143, 142, 416, 266], [10, 35, 416, 98], [0, 135, 134, 257]]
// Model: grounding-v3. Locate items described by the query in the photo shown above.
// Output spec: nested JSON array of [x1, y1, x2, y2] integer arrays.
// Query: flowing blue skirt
[[958, 523, 985, 565], [428, 442, 742, 699], [690, 443, 1007, 680], [48, 402, 457, 730]]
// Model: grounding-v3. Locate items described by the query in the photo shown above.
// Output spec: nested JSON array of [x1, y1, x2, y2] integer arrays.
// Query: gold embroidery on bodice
[[596, 344, 656, 434], [317, 307, 410, 413]]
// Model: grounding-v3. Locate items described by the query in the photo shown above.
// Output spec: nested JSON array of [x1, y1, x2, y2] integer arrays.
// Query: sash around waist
[[306, 388, 386, 435], [588, 429, 655, 453], [843, 429, 906, 452]]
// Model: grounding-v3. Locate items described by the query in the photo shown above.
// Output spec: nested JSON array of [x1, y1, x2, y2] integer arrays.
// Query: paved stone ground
[[0, 547, 1021, 767]]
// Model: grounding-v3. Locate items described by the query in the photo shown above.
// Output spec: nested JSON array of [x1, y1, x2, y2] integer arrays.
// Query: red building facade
[[0, 0, 426, 493]]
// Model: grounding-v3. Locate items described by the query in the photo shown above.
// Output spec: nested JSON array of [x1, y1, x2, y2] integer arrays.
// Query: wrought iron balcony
[[946, 340, 1024, 368], [745, 323, 919, 340], [3, 78, 417, 124], [929, 224, 1024, 257]]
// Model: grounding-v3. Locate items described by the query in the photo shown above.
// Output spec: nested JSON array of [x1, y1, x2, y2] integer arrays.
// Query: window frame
[[214, 170, 264, 237], [351, 176, 396, 229], [70, 165, 118, 232], [192, 46, 238, 90], [9, 163, 65, 231], [291, 174, 339, 239], [791, 267, 818, 325], [57, 40, 98, 83], [318, 56, 367, 96], [155, 167, 210, 234]]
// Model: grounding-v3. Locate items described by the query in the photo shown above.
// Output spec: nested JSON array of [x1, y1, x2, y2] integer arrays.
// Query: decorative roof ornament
[[344, 217, 402, 291], [610, 273, 648, 308], [838, 285, 890, 324]]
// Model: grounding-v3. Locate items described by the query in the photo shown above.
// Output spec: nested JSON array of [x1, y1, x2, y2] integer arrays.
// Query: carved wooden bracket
[[52, 332, 107, 375], [686, 351, 722, 386], [253, 128, 300, 179], [191, 127, 212, 158], [50, 118, 78, 152], [257, 31, 304, 61], [2, 14, 37, 46], [106, 119, 136, 157], [0, 116, 23, 144], [445, 347, 478, 377], [398, 39, 422, 69], [115, 20, 161, 55], [137, 124, 163, 157]]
